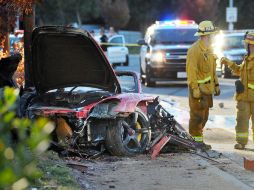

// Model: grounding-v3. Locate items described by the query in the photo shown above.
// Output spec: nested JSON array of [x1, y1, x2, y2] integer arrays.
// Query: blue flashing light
[[156, 20, 196, 26]]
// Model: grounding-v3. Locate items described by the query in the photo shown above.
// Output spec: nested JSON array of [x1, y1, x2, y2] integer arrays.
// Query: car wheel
[[19, 92, 36, 117], [145, 66, 156, 87], [123, 55, 129, 66], [222, 65, 231, 78], [145, 74, 156, 87], [105, 108, 151, 156]]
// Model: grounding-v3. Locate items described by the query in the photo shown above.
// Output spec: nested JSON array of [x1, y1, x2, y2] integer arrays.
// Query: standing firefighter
[[186, 21, 220, 149], [221, 32, 254, 150]]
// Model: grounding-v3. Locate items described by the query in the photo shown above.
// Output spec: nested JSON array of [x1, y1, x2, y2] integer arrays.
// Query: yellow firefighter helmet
[[245, 32, 254, 45], [194, 20, 218, 36]]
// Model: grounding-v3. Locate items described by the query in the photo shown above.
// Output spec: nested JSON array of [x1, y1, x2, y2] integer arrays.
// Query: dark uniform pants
[[189, 89, 213, 142], [236, 101, 254, 145]]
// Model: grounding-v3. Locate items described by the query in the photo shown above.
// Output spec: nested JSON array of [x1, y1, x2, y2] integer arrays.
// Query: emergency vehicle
[[138, 20, 198, 86]]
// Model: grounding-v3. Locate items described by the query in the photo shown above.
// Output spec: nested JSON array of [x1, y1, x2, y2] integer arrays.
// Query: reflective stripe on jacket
[[248, 83, 254, 90], [197, 76, 211, 84], [236, 132, 249, 138]]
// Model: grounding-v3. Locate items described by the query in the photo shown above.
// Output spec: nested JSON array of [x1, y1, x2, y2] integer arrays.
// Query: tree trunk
[[23, 4, 35, 88], [3, 33, 10, 56]]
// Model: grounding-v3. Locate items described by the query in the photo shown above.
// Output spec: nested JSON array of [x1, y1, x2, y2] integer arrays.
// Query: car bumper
[[148, 62, 186, 81]]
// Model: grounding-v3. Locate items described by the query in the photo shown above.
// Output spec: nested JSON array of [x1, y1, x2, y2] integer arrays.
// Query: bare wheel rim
[[121, 119, 148, 152]]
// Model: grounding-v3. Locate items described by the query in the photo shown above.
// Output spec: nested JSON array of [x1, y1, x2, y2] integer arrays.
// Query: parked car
[[213, 31, 247, 78], [138, 20, 198, 86], [18, 26, 152, 156], [94, 34, 129, 67]]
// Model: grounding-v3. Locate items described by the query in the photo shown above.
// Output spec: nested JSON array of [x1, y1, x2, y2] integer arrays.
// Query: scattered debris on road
[[244, 157, 254, 172], [147, 97, 220, 161], [67, 162, 88, 173]]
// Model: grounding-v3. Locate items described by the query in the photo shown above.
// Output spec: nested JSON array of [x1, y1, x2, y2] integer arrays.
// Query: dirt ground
[[68, 97, 254, 190]]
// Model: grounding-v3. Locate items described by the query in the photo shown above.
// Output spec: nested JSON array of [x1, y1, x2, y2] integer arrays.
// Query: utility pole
[[226, 0, 237, 31], [228, 0, 234, 31], [23, 4, 35, 88]]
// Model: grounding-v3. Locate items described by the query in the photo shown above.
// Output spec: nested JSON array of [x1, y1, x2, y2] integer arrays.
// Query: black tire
[[222, 65, 231, 78], [145, 66, 156, 87], [105, 108, 151, 156], [18, 92, 36, 117], [123, 55, 129, 66], [145, 74, 156, 87], [140, 59, 145, 84]]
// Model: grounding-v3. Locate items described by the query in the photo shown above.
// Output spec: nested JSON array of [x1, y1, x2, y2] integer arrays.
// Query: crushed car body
[[19, 26, 154, 156], [0, 26, 208, 158]]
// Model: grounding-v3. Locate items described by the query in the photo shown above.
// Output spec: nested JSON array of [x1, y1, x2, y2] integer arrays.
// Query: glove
[[214, 85, 220, 96], [220, 57, 233, 66], [235, 80, 244, 94], [192, 88, 201, 99]]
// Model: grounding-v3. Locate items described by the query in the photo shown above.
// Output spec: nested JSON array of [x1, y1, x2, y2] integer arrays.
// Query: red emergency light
[[176, 20, 196, 25]]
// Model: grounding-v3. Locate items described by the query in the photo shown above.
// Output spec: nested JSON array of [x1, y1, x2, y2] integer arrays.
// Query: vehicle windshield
[[117, 75, 136, 93], [223, 35, 244, 49], [151, 28, 197, 44]]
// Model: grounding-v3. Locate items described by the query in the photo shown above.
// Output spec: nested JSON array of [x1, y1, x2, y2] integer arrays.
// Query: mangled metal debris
[[147, 97, 216, 160], [244, 157, 254, 172]]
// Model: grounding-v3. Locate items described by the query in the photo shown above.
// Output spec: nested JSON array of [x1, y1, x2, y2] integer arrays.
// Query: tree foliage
[[177, 0, 220, 23], [0, 87, 53, 189], [127, 0, 178, 31], [0, 0, 36, 34], [99, 0, 130, 29], [36, 0, 100, 26], [0, 0, 38, 49], [2, 0, 253, 33]]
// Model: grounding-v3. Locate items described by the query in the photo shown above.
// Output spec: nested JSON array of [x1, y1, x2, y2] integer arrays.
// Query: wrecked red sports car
[[19, 26, 154, 156]]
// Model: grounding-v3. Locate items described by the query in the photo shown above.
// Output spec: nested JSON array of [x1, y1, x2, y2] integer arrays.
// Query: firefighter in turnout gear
[[186, 21, 220, 149], [221, 32, 254, 150]]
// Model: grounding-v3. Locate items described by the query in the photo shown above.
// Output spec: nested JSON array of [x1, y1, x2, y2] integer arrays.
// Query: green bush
[[0, 87, 54, 190]]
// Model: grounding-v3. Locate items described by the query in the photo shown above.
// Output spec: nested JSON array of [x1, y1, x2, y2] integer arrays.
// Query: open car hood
[[30, 26, 121, 94]]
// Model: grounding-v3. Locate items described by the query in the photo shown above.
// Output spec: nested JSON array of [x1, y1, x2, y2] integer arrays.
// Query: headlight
[[151, 51, 165, 63], [213, 47, 224, 59]]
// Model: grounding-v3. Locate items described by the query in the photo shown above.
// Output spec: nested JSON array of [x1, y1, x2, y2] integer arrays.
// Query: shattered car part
[[244, 157, 254, 171], [147, 97, 210, 159], [20, 26, 154, 157]]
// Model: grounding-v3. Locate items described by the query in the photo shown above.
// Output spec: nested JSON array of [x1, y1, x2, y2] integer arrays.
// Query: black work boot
[[201, 142, 212, 150], [234, 143, 245, 150], [195, 142, 212, 150]]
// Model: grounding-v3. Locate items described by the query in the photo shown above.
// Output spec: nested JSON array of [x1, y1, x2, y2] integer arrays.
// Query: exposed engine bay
[[27, 90, 113, 109]]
